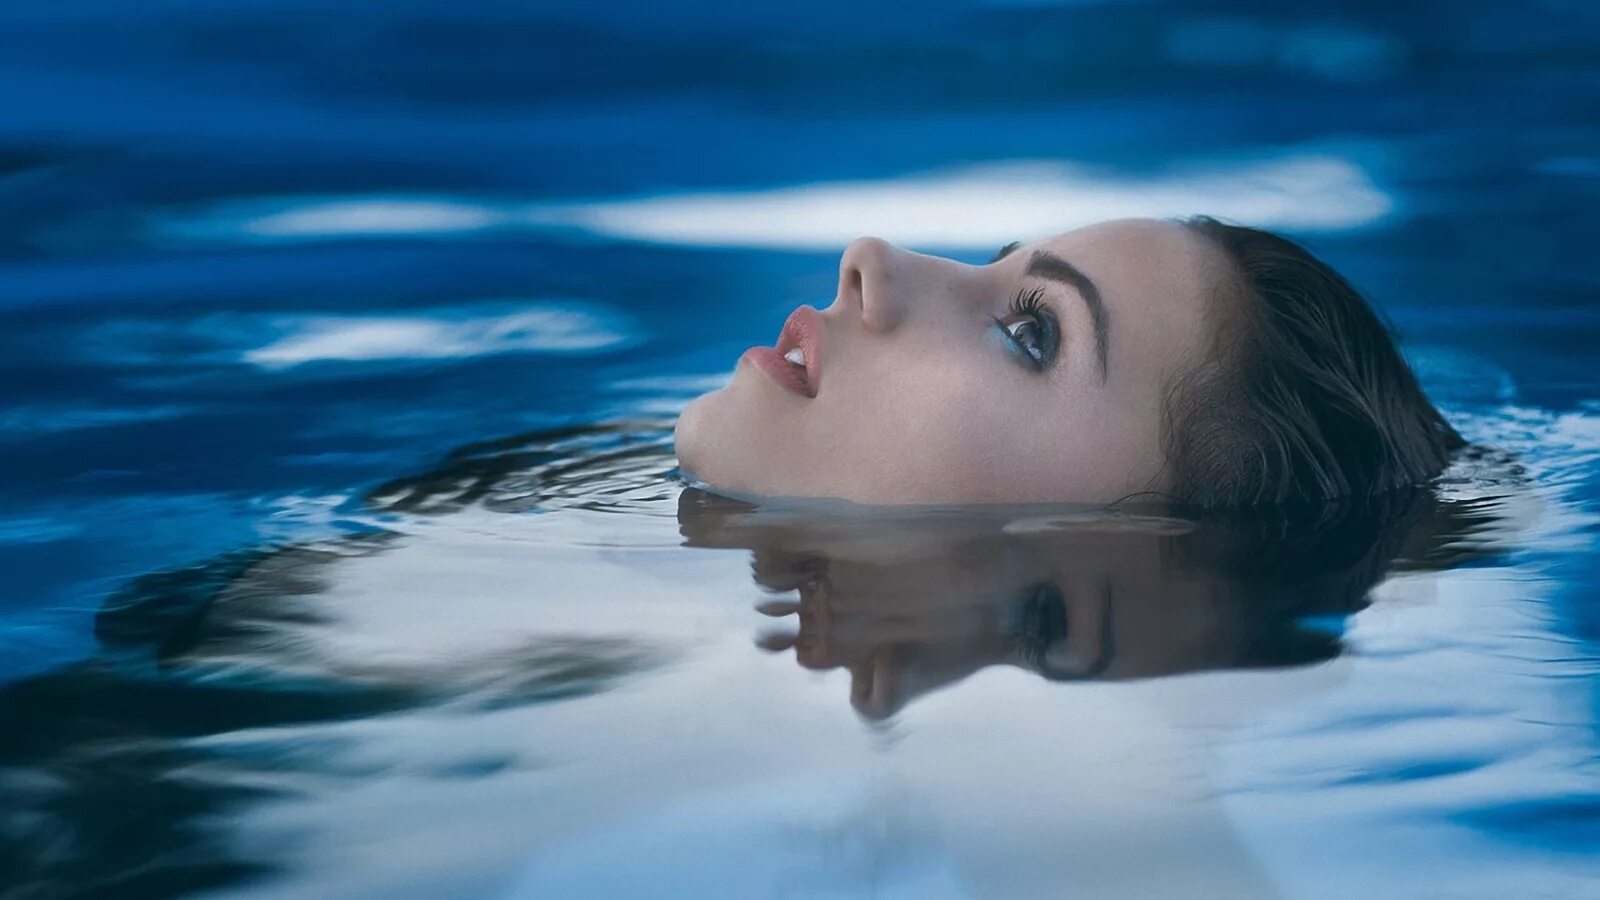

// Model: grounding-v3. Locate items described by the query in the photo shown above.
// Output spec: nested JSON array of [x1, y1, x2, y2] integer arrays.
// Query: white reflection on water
[[244, 307, 628, 368], [76, 302, 632, 370], [241, 199, 499, 238], [0, 403, 197, 437], [162, 153, 1392, 251], [523, 155, 1392, 249]]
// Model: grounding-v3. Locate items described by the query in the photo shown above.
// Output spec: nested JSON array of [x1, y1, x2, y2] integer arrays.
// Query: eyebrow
[[1022, 249, 1110, 382]]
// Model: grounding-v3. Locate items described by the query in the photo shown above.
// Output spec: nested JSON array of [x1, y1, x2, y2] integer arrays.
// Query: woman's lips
[[742, 305, 822, 398]]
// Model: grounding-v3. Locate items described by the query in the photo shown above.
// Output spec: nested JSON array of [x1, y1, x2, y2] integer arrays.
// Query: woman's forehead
[[1026, 218, 1221, 378], [1032, 218, 1210, 284]]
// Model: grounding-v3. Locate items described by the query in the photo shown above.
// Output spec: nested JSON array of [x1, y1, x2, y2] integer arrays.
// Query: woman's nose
[[836, 236, 934, 334], [837, 237, 978, 333]]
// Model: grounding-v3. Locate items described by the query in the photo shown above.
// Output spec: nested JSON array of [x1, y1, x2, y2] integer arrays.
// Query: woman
[[675, 216, 1463, 506]]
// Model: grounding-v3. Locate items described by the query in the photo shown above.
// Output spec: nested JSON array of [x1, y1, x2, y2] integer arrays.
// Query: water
[[1, 1, 1598, 897]]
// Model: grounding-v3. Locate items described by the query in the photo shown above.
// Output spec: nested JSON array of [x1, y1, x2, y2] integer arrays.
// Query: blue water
[[1, 2, 1598, 897]]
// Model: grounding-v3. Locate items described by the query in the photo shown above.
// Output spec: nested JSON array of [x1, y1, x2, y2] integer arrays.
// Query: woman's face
[[675, 218, 1223, 504]]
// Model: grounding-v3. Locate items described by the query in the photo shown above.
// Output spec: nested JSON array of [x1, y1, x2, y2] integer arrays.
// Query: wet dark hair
[[1165, 217, 1465, 507]]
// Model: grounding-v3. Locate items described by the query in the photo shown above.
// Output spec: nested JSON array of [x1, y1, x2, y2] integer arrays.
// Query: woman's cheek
[[893, 375, 1035, 495]]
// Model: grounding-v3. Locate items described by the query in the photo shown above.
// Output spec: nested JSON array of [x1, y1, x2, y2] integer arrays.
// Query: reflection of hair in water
[[1163, 482, 1508, 669]]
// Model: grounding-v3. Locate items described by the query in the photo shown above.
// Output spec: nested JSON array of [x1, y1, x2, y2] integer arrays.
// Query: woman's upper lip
[[776, 305, 824, 395]]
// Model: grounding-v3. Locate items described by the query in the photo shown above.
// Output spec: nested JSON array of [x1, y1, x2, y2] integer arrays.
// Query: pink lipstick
[[742, 305, 823, 398]]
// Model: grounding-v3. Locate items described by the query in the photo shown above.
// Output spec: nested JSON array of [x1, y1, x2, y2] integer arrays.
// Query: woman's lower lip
[[742, 346, 814, 398]]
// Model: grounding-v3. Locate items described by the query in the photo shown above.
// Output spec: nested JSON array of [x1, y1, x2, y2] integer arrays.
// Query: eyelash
[[994, 287, 1060, 372], [1009, 286, 1046, 320], [1015, 581, 1069, 668]]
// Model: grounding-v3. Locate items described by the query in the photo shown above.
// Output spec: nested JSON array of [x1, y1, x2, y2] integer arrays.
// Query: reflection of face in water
[[677, 485, 1492, 720], [744, 533, 1122, 720]]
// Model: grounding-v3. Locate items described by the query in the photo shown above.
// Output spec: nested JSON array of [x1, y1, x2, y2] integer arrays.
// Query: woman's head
[[675, 217, 1461, 506]]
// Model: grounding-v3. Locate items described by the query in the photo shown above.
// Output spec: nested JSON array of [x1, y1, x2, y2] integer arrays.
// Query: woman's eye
[[994, 287, 1060, 372], [999, 315, 1046, 364]]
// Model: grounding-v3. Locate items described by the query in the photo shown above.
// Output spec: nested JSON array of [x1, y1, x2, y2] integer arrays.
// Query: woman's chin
[[674, 388, 752, 492], [673, 392, 714, 475], [675, 388, 809, 499]]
